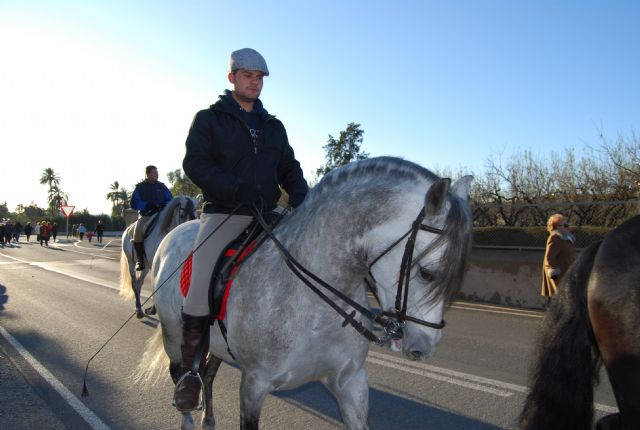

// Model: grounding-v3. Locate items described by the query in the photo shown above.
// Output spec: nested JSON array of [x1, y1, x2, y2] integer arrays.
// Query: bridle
[[179, 197, 197, 221], [250, 205, 447, 347], [364, 207, 446, 343]]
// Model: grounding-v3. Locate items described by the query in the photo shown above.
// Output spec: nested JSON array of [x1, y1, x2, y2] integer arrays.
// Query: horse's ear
[[451, 175, 473, 200], [425, 178, 451, 217]]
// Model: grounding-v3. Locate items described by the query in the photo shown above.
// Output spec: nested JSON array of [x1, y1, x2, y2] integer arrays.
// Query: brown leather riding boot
[[133, 242, 145, 271], [173, 312, 210, 411]]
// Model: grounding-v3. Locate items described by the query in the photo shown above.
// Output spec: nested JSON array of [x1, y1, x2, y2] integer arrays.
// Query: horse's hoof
[[136, 308, 144, 319], [144, 305, 157, 316]]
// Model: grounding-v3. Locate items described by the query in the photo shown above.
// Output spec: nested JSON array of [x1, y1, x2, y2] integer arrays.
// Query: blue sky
[[1, 0, 638, 215]]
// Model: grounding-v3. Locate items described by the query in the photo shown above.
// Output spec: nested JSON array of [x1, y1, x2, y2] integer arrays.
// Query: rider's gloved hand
[[146, 203, 158, 213], [236, 183, 261, 207], [288, 193, 306, 208]]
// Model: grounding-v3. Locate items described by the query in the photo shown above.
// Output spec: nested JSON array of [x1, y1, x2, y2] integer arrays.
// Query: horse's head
[[159, 195, 198, 234], [369, 175, 473, 360], [179, 196, 198, 223]]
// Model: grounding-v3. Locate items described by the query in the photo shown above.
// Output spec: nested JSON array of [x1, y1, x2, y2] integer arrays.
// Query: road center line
[[0, 325, 112, 430]]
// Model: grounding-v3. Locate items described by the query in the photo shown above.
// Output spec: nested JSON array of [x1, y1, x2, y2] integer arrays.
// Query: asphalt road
[[0, 237, 618, 429]]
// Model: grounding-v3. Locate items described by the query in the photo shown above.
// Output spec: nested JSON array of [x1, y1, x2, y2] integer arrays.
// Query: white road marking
[[0, 325, 112, 430], [0, 252, 149, 298], [367, 351, 618, 413], [367, 351, 513, 397], [451, 302, 543, 318]]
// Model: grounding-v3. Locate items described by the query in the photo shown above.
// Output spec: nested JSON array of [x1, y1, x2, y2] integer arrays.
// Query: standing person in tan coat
[[541, 213, 576, 301]]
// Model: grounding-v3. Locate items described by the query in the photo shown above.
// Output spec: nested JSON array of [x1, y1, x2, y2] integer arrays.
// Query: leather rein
[[250, 206, 446, 347]]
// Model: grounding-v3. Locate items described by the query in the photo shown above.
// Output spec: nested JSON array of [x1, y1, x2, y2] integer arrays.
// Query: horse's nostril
[[408, 350, 423, 361]]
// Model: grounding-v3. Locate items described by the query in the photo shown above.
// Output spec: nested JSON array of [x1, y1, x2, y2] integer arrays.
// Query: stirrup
[[173, 371, 205, 412]]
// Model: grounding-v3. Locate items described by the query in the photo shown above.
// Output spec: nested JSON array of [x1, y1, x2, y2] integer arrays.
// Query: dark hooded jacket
[[183, 91, 308, 215]]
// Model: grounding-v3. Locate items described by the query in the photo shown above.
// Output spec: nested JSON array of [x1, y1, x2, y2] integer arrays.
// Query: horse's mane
[[288, 157, 473, 304], [159, 197, 183, 233], [308, 157, 439, 202]]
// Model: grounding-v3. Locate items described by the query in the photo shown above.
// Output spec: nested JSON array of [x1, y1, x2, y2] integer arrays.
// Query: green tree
[[167, 169, 202, 198], [106, 181, 130, 217], [0, 202, 9, 220], [315, 122, 369, 178], [47, 185, 69, 216], [39, 168, 68, 217], [39, 167, 60, 189]]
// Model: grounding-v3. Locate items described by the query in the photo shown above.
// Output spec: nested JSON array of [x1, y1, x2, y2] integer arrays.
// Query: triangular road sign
[[60, 205, 75, 217]]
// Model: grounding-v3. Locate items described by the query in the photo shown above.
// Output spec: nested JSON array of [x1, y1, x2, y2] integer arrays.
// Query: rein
[[250, 205, 446, 347]]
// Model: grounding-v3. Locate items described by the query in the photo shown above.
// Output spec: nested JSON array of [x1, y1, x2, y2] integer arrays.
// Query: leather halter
[[251, 205, 447, 347]]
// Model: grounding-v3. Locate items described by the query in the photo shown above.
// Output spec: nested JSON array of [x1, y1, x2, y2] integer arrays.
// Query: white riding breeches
[[182, 213, 253, 317]]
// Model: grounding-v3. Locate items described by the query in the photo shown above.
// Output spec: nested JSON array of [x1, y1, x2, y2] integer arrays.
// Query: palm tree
[[39, 168, 61, 189], [106, 181, 131, 217], [39, 168, 68, 216], [47, 185, 69, 217], [107, 181, 122, 208], [118, 188, 131, 210]]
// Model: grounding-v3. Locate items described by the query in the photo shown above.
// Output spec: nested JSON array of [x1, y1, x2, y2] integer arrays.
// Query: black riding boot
[[133, 242, 145, 271], [173, 312, 210, 411]]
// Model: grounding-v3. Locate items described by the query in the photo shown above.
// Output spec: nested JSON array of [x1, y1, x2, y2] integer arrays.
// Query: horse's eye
[[420, 267, 436, 282]]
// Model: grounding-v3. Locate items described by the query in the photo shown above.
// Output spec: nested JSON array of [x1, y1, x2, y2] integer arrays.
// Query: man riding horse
[[130, 165, 173, 271], [175, 48, 308, 412]]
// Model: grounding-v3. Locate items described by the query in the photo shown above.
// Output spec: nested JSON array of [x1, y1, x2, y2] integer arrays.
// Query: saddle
[[141, 212, 160, 241], [179, 212, 284, 321]]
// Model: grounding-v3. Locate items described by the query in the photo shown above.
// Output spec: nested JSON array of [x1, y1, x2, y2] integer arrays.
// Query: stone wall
[[458, 248, 549, 310]]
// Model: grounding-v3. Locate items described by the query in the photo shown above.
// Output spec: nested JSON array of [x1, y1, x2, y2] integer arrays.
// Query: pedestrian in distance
[[87, 231, 94, 243], [95, 220, 105, 244], [24, 222, 33, 242], [4, 221, 13, 245], [77, 223, 86, 240], [13, 221, 22, 243], [541, 213, 576, 303], [34, 222, 41, 243], [173, 47, 309, 412], [40, 221, 50, 247], [130, 165, 173, 270], [51, 222, 58, 242], [0, 222, 5, 246]]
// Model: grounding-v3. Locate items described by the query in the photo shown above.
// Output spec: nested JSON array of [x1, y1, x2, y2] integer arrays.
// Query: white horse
[[139, 157, 473, 429], [119, 195, 198, 318]]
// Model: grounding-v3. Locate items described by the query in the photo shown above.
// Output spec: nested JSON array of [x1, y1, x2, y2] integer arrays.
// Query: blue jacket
[[131, 180, 173, 215]]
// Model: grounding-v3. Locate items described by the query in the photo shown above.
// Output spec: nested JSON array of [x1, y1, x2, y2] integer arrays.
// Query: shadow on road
[[0, 284, 7, 311], [275, 380, 503, 429]]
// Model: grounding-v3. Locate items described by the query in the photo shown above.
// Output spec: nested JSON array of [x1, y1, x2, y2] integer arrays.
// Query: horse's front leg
[[201, 354, 223, 430], [326, 362, 370, 430], [239, 371, 271, 430]]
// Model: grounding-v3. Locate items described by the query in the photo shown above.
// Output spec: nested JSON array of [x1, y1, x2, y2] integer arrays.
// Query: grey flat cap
[[229, 48, 269, 76]]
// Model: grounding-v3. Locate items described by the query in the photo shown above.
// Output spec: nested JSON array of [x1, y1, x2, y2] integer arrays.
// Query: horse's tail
[[134, 325, 170, 385], [119, 248, 135, 301], [518, 241, 603, 430]]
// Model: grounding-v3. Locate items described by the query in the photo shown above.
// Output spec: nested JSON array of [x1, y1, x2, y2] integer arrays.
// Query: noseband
[[365, 208, 446, 346]]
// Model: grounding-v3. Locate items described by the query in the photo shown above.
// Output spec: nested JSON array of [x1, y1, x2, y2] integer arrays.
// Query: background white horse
[[119, 195, 198, 318], [139, 157, 473, 429]]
